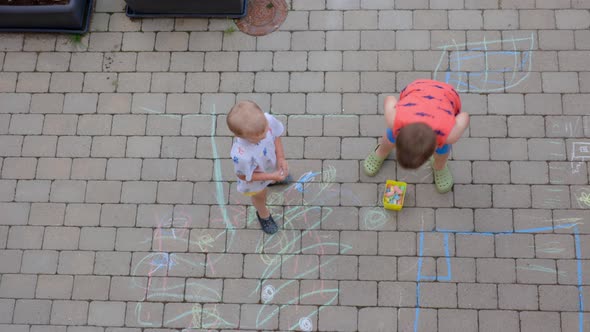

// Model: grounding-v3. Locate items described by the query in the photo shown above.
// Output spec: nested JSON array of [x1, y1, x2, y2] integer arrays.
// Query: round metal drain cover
[[236, 0, 288, 36]]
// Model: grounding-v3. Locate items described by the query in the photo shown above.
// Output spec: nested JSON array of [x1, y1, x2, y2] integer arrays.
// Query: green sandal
[[363, 146, 386, 177], [430, 156, 454, 194]]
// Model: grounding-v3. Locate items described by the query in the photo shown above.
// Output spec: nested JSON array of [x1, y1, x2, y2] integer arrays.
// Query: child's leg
[[432, 145, 450, 170], [250, 188, 278, 234], [375, 131, 396, 159], [250, 189, 270, 218], [431, 144, 453, 194], [363, 128, 397, 176]]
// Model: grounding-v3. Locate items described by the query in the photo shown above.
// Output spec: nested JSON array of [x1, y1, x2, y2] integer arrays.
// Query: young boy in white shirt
[[227, 100, 290, 234]]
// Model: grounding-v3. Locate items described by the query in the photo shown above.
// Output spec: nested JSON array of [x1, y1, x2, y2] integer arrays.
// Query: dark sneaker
[[257, 212, 279, 234], [268, 174, 293, 186]]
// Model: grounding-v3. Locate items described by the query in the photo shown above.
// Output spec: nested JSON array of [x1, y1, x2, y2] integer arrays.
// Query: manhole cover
[[236, 0, 288, 36]]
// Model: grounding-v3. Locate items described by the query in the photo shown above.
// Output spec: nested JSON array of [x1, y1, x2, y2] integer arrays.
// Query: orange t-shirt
[[393, 79, 462, 147]]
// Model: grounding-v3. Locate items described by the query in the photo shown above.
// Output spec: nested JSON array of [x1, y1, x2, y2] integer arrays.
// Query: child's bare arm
[[446, 112, 470, 145], [274, 136, 288, 174], [237, 170, 284, 182], [384, 96, 397, 128]]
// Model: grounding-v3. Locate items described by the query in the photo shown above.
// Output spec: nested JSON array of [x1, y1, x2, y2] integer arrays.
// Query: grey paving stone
[[13, 299, 51, 324], [458, 283, 498, 309], [36, 158, 71, 180], [0, 298, 14, 323], [498, 284, 539, 310], [2, 157, 37, 179], [315, 255, 356, 280], [50, 300, 88, 325], [3, 52, 37, 72], [0, 325, 29, 332], [17, 73, 50, 93], [42, 226, 79, 250], [438, 309, 478, 332], [88, 301, 125, 327], [9, 114, 43, 135], [521, 311, 562, 332], [456, 233, 495, 257], [318, 306, 357, 332], [0, 225, 8, 247], [338, 280, 377, 307], [106, 158, 141, 181], [27, 203, 65, 227], [435, 208, 473, 232], [0, 272, 34, 297], [360, 72, 396, 93], [510, 161, 549, 184], [71, 275, 110, 300], [238, 303, 278, 330], [508, 115, 544, 137], [454, 185, 492, 208], [70, 159, 106, 180], [136, 53, 170, 72], [57, 136, 91, 158], [543, 72, 579, 93], [0, 202, 30, 226], [205, 253, 243, 278], [253, 72, 289, 93], [0, 136, 24, 157], [418, 282, 457, 308], [326, 31, 360, 51], [94, 251, 131, 275], [532, 184, 571, 209], [21, 249, 59, 273], [358, 256, 396, 281], [0, 179, 16, 202], [257, 31, 292, 51], [309, 11, 343, 30], [479, 310, 520, 332]]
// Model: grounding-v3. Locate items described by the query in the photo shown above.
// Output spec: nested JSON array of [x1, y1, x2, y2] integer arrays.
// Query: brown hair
[[226, 100, 267, 137], [395, 122, 437, 169]]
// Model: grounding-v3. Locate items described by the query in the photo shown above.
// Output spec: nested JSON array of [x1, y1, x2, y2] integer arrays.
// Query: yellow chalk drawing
[[578, 192, 590, 208]]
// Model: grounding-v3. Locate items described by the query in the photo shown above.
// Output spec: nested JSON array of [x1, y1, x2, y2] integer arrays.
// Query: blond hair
[[227, 100, 267, 137]]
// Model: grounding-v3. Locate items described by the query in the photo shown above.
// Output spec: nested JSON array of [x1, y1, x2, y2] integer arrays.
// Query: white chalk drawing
[[261, 284, 276, 303], [434, 33, 535, 93], [299, 317, 313, 332]]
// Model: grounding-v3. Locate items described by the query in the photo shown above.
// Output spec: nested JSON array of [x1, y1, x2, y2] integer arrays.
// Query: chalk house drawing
[[434, 33, 535, 93]]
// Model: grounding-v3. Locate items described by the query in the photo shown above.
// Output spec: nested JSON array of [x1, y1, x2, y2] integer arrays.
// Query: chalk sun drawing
[[433, 33, 535, 93]]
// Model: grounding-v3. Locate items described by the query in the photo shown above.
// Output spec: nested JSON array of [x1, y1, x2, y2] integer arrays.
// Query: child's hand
[[271, 169, 287, 182], [277, 158, 289, 176]]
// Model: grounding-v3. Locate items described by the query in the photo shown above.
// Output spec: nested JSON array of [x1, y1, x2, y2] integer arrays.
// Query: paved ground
[[1, 0, 590, 331]]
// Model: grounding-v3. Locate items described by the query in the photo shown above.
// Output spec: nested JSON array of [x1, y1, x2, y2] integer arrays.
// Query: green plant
[[69, 33, 83, 44], [224, 20, 237, 34], [266, 1, 274, 8], [68, 33, 88, 50]]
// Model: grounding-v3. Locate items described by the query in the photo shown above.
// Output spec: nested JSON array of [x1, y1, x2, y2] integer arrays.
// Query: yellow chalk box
[[383, 180, 407, 211]]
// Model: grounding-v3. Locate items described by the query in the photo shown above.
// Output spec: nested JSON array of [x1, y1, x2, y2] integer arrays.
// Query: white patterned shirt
[[230, 113, 284, 194]]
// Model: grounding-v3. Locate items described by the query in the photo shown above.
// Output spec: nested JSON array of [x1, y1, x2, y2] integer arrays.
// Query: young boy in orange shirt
[[363, 79, 470, 193]]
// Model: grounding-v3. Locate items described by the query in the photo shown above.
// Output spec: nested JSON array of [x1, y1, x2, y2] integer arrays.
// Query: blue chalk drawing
[[413, 223, 585, 332], [433, 34, 535, 93]]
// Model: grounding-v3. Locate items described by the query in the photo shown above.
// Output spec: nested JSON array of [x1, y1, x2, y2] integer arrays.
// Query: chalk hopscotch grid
[[414, 223, 586, 332]]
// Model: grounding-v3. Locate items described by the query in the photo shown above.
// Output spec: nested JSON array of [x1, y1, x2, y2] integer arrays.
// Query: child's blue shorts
[[386, 128, 451, 155]]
